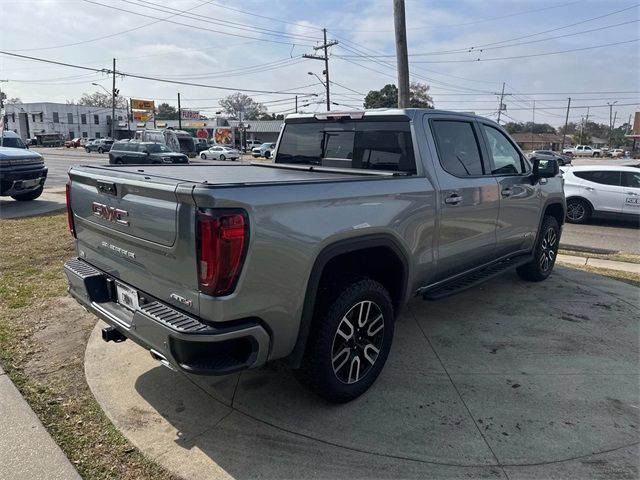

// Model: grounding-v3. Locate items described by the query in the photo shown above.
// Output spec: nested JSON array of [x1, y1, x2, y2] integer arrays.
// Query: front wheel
[[11, 186, 44, 201], [517, 216, 560, 282], [219, 154, 226, 161], [593, 153, 600, 158], [85, 147, 90, 153], [98, 147, 104, 154], [295, 278, 394, 403], [566, 198, 591, 224]]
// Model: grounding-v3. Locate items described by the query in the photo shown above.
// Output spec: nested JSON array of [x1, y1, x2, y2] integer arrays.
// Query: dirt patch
[[0, 213, 178, 480]]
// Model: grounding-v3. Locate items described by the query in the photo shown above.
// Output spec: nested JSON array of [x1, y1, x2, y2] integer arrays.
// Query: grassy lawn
[[0, 213, 177, 480]]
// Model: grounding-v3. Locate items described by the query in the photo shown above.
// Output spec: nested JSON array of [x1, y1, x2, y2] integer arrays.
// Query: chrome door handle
[[627, 192, 639, 196], [585, 186, 595, 191], [445, 194, 462, 205], [501, 188, 512, 197]]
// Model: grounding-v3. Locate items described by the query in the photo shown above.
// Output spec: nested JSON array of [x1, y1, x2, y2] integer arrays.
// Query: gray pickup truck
[[0, 146, 48, 201], [64, 109, 564, 402]]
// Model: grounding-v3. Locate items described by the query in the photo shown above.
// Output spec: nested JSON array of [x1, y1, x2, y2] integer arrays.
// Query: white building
[[4, 102, 130, 141]]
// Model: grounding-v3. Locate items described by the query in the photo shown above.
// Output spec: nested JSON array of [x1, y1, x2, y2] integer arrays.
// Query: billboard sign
[[131, 99, 155, 110], [181, 109, 200, 120], [133, 111, 151, 122]]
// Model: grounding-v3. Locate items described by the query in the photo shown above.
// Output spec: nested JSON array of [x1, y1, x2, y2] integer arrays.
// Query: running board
[[420, 255, 533, 300]]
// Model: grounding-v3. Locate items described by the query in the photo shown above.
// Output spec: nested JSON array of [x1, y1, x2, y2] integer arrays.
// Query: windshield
[[2, 137, 26, 149], [146, 144, 172, 153], [275, 120, 416, 173]]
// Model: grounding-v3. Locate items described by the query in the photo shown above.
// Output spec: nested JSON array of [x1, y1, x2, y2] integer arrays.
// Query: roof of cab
[[284, 108, 487, 122]]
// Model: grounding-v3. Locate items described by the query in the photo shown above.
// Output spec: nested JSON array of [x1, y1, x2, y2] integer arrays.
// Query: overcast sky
[[1, 0, 638, 128]]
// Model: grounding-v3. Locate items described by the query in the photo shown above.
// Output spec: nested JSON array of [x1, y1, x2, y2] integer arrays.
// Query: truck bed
[[73, 163, 381, 187]]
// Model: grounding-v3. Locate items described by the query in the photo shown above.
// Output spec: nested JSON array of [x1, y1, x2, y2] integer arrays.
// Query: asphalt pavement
[[84, 266, 640, 480]]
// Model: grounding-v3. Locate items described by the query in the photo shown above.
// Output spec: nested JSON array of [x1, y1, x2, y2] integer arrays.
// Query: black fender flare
[[289, 234, 409, 368]]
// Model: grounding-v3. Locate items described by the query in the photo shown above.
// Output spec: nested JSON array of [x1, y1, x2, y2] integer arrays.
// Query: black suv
[[109, 141, 189, 165]]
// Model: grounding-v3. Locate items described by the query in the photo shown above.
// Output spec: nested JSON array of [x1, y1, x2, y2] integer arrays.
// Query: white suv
[[562, 165, 640, 223]]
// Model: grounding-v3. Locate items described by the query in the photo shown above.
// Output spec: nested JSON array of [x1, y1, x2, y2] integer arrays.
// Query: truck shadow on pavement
[[87, 268, 640, 480]]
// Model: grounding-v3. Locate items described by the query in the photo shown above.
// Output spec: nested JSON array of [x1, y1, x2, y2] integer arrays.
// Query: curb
[[557, 254, 640, 274]]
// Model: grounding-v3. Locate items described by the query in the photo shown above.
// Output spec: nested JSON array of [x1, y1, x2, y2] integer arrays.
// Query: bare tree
[[219, 93, 266, 120], [74, 91, 128, 109]]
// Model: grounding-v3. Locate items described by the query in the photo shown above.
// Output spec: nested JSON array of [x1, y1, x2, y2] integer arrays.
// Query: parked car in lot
[[85, 139, 114, 153], [244, 139, 262, 151], [65, 138, 81, 148], [64, 109, 564, 403], [1, 131, 28, 149], [109, 141, 189, 165], [79, 138, 95, 147], [252, 142, 276, 158], [200, 145, 240, 161], [0, 146, 47, 201], [561, 165, 640, 223], [562, 145, 601, 157], [194, 138, 210, 153], [609, 148, 626, 158], [531, 150, 572, 166]]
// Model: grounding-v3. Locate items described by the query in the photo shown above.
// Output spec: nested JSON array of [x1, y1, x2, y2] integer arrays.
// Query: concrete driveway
[[84, 266, 639, 479]]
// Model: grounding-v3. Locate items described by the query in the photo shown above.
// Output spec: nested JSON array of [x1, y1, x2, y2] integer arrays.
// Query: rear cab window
[[574, 171, 621, 186], [275, 117, 417, 173]]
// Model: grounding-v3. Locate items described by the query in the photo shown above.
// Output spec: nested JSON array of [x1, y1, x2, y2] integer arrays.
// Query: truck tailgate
[[68, 166, 200, 313]]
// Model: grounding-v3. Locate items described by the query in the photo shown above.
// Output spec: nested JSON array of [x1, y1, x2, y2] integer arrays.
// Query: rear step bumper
[[64, 258, 270, 375]]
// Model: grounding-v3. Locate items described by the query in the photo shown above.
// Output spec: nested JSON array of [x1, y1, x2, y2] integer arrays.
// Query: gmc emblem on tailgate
[[92, 202, 129, 226]]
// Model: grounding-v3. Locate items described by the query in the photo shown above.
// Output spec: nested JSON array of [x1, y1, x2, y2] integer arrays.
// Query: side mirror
[[143, 150, 149, 155], [532, 157, 559, 178]]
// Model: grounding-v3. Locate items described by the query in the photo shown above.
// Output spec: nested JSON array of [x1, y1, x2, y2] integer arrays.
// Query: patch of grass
[[559, 249, 640, 265], [557, 260, 640, 287], [0, 214, 178, 480]]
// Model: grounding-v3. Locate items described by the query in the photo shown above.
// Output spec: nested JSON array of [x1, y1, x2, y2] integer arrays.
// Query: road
[[18, 147, 640, 254]]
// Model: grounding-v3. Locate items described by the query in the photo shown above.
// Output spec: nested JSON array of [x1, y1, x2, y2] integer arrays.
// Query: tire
[[557, 159, 564, 166], [11, 186, 43, 201], [517, 216, 560, 282], [219, 154, 226, 161], [85, 148, 91, 153], [565, 198, 591, 224], [264, 151, 271, 159], [115, 159, 124, 165], [98, 147, 104, 154], [295, 278, 394, 403], [593, 153, 600, 158], [200, 153, 207, 160]]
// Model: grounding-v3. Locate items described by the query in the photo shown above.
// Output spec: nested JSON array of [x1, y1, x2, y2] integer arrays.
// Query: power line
[[82, 0, 316, 47], [330, 1, 580, 31], [126, 0, 320, 41], [0, 51, 317, 95], [337, 18, 639, 57], [409, 39, 639, 63], [5, 0, 215, 52]]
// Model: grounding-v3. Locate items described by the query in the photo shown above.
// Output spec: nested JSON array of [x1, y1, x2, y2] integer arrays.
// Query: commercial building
[[4, 102, 130, 141]]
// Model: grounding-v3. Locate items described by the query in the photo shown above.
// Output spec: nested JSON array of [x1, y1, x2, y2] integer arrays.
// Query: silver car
[[531, 150, 572, 166], [200, 145, 240, 161]]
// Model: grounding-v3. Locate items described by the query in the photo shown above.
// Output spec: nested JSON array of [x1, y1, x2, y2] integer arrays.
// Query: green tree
[[76, 91, 128, 109], [363, 82, 433, 109], [155, 102, 179, 120], [219, 93, 266, 120], [573, 131, 591, 145]]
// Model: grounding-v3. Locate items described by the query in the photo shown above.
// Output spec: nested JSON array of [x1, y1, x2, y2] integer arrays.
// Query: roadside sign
[[196, 128, 209, 139], [181, 110, 200, 120], [131, 99, 155, 110]]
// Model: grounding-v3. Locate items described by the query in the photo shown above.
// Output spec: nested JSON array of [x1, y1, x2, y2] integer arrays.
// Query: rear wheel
[[517, 216, 560, 282], [566, 198, 591, 224], [115, 159, 124, 165], [200, 153, 207, 160], [11, 186, 43, 201], [295, 278, 394, 403]]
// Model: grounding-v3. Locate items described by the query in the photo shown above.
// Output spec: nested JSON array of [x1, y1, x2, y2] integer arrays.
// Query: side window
[[621, 171, 640, 188], [574, 171, 620, 186], [482, 125, 523, 175], [431, 120, 483, 177]]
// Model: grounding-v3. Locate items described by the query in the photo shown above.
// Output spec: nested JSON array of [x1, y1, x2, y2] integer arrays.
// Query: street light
[[92, 82, 118, 139], [307, 71, 326, 88]]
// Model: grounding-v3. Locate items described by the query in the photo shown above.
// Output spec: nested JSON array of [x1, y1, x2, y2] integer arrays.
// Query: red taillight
[[66, 183, 76, 238], [196, 210, 248, 296]]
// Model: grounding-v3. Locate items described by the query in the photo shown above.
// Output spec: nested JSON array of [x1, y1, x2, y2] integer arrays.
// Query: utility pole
[[561, 97, 571, 151], [303, 29, 338, 111], [531, 100, 535, 148], [0, 82, 4, 148], [607, 101, 618, 145], [177, 92, 182, 130], [295, 95, 298, 113], [393, 0, 410, 108], [495, 82, 512, 123], [111, 58, 116, 140]]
